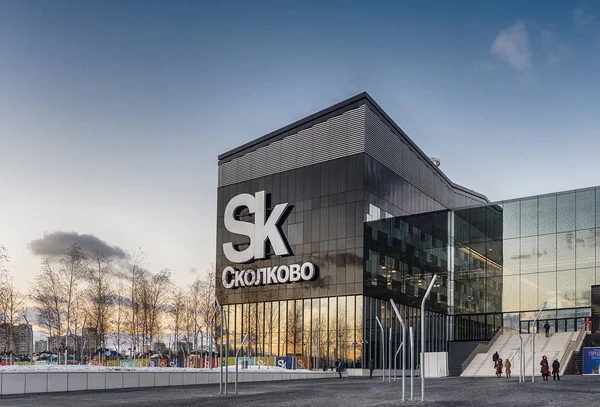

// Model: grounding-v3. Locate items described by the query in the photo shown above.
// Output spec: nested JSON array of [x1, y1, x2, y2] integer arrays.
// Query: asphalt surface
[[2, 375, 598, 406]]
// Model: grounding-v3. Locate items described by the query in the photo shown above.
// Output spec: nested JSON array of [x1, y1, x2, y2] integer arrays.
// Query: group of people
[[492, 351, 512, 378], [540, 355, 561, 381], [492, 351, 561, 381]]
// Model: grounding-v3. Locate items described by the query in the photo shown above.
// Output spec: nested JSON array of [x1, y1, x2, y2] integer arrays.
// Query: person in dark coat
[[492, 351, 499, 369], [540, 355, 550, 381], [552, 359, 560, 381], [496, 358, 503, 378], [335, 359, 341, 378], [544, 321, 551, 338], [369, 359, 375, 379]]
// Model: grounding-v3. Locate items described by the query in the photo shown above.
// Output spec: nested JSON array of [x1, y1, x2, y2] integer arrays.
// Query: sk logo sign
[[277, 359, 287, 369], [223, 191, 291, 263]]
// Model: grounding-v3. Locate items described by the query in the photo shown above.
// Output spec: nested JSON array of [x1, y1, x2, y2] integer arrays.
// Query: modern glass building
[[215, 92, 598, 372]]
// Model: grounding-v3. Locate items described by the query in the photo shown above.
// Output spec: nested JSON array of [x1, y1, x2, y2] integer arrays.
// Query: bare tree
[[86, 251, 114, 354], [60, 244, 87, 354], [170, 287, 186, 357], [199, 268, 216, 351], [32, 259, 64, 353], [0, 264, 25, 356], [186, 277, 203, 351], [126, 249, 145, 357], [111, 279, 128, 356]]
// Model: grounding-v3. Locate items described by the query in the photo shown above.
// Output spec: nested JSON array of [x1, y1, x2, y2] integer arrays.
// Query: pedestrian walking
[[496, 358, 503, 378], [369, 359, 375, 379], [540, 355, 550, 381], [544, 321, 551, 338], [552, 359, 560, 381], [492, 351, 499, 369], [335, 359, 341, 378], [505, 359, 511, 378]]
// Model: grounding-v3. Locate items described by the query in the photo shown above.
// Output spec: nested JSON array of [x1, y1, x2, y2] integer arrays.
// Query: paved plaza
[[2, 375, 598, 406]]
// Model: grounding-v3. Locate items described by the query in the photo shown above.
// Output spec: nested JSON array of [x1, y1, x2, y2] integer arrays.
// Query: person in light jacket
[[504, 359, 512, 378]]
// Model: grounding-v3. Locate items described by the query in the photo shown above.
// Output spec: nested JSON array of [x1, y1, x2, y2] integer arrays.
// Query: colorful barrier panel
[[296, 356, 310, 370], [120, 359, 135, 368], [135, 359, 150, 367], [255, 356, 275, 367]]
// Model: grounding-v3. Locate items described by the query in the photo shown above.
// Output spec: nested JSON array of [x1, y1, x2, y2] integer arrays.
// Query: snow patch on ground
[[0, 364, 314, 373]]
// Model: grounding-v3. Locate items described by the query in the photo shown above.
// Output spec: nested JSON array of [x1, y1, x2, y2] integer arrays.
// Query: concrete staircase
[[461, 331, 578, 377]]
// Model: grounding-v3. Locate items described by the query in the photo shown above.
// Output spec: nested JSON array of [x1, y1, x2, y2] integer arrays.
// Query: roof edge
[[218, 92, 371, 162]]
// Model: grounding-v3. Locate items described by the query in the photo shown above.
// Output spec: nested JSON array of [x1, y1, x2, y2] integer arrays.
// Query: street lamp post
[[375, 316, 385, 383], [420, 274, 437, 402]]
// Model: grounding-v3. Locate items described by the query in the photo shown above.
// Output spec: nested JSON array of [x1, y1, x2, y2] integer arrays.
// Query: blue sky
[[1, 0, 599, 288]]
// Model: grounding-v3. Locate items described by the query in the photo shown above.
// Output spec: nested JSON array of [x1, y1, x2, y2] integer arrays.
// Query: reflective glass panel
[[503, 238, 520, 275], [557, 270, 576, 309], [520, 198, 538, 237], [576, 190, 595, 230], [520, 236, 538, 274], [576, 229, 595, 269], [539, 195, 557, 235], [538, 272, 557, 309], [557, 193, 576, 232], [520, 273, 538, 311], [503, 201, 520, 239], [556, 232, 575, 271], [576, 268, 595, 307], [538, 234, 556, 273]]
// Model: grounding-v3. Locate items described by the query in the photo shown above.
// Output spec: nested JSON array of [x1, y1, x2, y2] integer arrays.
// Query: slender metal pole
[[224, 309, 229, 395], [390, 299, 406, 401], [421, 274, 437, 402], [376, 316, 385, 383], [410, 327, 414, 401], [215, 296, 223, 394], [518, 334, 523, 383], [388, 328, 392, 383], [235, 333, 249, 394], [209, 306, 217, 369], [531, 307, 544, 383]]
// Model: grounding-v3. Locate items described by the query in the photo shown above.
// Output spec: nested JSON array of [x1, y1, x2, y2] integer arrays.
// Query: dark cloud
[[29, 231, 127, 260]]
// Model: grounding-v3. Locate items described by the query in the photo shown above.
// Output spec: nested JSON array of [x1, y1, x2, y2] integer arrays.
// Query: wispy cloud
[[491, 21, 532, 72], [573, 3, 596, 30], [540, 29, 571, 65], [29, 231, 127, 260]]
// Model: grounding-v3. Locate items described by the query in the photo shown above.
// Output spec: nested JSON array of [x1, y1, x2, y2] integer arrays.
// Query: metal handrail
[[559, 326, 588, 375], [460, 329, 503, 373]]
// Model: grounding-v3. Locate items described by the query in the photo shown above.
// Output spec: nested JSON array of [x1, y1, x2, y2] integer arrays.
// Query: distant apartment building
[[34, 339, 48, 353], [0, 323, 33, 355]]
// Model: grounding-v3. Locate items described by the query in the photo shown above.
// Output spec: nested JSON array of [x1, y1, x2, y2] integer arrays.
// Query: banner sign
[[583, 347, 600, 375], [120, 359, 135, 368]]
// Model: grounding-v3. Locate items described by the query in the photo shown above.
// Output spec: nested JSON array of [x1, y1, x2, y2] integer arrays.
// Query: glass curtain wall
[[223, 295, 363, 368]]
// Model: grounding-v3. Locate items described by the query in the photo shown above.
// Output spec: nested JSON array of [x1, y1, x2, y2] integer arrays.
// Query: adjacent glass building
[[215, 92, 598, 371]]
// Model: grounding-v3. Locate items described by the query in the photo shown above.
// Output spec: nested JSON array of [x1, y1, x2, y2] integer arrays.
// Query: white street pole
[[223, 309, 229, 395], [421, 274, 437, 402], [531, 307, 544, 383], [410, 327, 414, 401], [235, 333, 249, 394], [215, 296, 223, 394], [390, 299, 406, 401], [376, 316, 385, 383], [209, 305, 218, 370], [388, 328, 392, 383]]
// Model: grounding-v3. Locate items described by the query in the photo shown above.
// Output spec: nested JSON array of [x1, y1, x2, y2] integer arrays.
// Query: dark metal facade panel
[[363, 106, 485, 209], [218, 105, 367, 188]]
